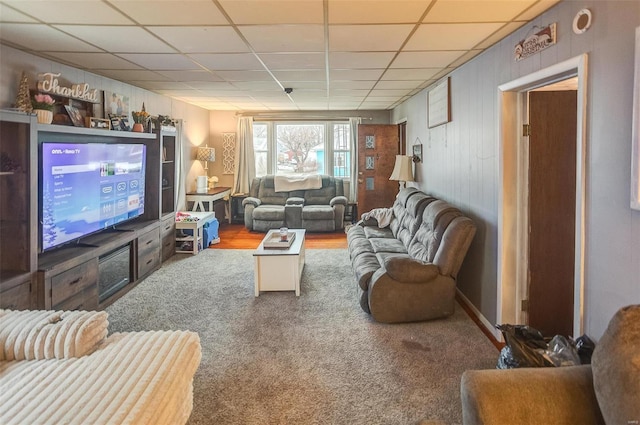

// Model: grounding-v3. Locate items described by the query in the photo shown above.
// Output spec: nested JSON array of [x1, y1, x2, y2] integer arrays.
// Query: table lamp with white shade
[[389, 155, 414, 189]]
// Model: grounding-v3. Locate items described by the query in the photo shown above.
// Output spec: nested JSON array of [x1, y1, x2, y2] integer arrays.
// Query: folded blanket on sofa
[[0, 309, 108, 361], [362, 208, 394, 228], [274, 174, 322, 192]]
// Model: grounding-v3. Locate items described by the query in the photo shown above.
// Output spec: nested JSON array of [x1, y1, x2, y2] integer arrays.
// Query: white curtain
[[349, 117, 361, 202], [174, 119, 186, 211], [233, 116, 255, 195]]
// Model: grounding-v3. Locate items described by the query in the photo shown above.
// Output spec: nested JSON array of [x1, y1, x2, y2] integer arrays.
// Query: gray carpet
[[106, 249, 498, 425]]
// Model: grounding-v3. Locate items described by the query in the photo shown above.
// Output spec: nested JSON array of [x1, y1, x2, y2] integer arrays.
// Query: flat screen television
[[40, 142, 147, 252]]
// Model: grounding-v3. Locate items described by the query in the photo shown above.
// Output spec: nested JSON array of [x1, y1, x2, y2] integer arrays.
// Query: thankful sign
[[37, 72, 100, 103]]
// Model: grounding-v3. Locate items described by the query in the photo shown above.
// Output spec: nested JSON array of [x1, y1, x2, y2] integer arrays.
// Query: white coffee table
[[253, 229, 306, 296]]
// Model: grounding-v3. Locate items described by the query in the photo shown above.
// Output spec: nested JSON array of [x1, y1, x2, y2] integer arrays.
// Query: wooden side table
[[175, 211, 215, 255], [185, 187, 231, 223]]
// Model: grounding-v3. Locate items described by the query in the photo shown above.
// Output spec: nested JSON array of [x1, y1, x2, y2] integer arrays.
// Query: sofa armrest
[[383, 257, 440, 282], [0, 309, 109, 361], [286, 197, 305, 205], [330, 195, 348, 207], [242, 196, 262, 208], [461, 365, 604, 425]]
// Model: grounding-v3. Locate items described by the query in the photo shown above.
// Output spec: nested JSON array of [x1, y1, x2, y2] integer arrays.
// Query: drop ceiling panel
[[272, 70, 326, 81], [54, 25, 175, 53], [330, 69, 385, 81], [259, 53, 326, 70], [423, 0, 537, 23], [405, 23, 505, 51], [375, 80, 424, 90], [382, 68, 440, 80], [219, 0, 324, 24], [43, 52, 142, 70], [0, 24, 101, 52], [278, 81, 327, 90], [0, 4, 37, 22], [239, 25, 325, 52], [227, 80, 282, 90], [147, 27, 249, 53], [476, 21, 526, 49], [214, 70, 275, 82], [116, 54, 200, 70], [2, 0, 133, 24], [97, 70, 170, 81], [109, 1, 229, 25], [156, 70, 223, 82], [517, 0, 562, 21], [188, 53, 263, 70], [330, 81, 377, 90], [391, 51, 464, 68], [329, 24, 414, 51], [329, 52, 395, 69], [328, 1, 429, 24]]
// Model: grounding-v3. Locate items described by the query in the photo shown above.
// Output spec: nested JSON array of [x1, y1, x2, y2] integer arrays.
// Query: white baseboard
[[456, 289, 503, 342]]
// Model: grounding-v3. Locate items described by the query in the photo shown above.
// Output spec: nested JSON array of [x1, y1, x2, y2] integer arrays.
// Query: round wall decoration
[[573, 8, 592, 34]]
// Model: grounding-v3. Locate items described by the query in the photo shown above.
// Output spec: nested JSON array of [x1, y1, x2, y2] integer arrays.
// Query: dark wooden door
[[357, 124, 399, 215], [527, 90, 577, 337]]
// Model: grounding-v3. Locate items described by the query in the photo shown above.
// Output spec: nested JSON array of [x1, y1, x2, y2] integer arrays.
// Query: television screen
[[40, 142, 146, 251]]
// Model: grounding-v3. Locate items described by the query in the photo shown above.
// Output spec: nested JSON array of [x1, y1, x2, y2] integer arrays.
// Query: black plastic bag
[[496, 324, 554, 369], [543, 335, 581, 367], [575, 334, 595, 364]]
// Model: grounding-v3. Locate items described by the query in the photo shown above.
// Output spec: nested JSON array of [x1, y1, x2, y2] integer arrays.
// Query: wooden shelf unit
[[0, 110, 177, 310]]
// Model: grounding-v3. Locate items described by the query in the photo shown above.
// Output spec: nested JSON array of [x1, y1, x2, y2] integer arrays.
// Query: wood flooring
[[210, 223, 347, 249]]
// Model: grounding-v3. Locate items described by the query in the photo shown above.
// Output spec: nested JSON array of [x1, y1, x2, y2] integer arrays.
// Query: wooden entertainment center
[[0, 110, 178, 311]]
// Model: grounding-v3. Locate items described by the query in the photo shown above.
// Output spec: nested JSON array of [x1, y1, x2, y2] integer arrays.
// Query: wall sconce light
[[197, 144, 216, 170], [389, 155, 415, 189]]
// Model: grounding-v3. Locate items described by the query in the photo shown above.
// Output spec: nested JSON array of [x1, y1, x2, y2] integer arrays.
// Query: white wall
[[0, 44, 211, 208], [392, 1, 640, 339]]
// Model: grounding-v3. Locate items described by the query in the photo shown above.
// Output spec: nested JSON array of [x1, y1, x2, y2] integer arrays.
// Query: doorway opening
[[497, 55, 588, 339]]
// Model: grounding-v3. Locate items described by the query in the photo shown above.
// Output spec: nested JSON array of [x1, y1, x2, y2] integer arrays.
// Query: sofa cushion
[[258, 177, 289, 205], [304, 182, 336, 205], [302, 205, 334, 220], [253, 205, 285, 220], [363, 226, 394, 239], [408, 200, 461, 263], [351, 252, 380, 290], [348, 237, 374, 260], [591, 304, 640, 425], [370, 238, 407, 254]]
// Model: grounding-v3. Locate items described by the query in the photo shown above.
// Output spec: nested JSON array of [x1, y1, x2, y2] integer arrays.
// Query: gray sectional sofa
[[243, 175, 348, 232], [347, 187, 477, 323]]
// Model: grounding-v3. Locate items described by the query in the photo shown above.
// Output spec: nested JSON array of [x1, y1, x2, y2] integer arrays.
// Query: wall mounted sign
[[428, 77, 451, 128], [514, 23, 557, 62], [37, 72, 100, 103], [222, 132, 236, 174]]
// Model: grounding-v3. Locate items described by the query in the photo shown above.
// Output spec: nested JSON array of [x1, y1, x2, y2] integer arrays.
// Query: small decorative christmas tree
[[15, 71, 32, 113]]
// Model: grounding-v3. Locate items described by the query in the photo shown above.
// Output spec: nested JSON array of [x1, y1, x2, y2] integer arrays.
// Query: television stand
[[102, 226, 135, 233]]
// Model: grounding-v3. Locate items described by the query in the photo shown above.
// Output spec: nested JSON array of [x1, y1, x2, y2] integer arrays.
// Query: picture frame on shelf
[[104, 91, 129, 117], [109, 114, 130, 131], [89, 117, 111, 130], [64, 105, 85, 127]]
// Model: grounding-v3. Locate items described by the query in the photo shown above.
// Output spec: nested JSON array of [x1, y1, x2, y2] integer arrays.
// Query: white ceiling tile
[[0, 4, 38, 22], [54, 25, 174, 53], [3, 0, 133, 24], [272, 70, 326, 81], [186, 81, 238, 90], [259, 53, 326, 70], [405, 23, 504, 51], [374, 80, 423, 89], [156, 70, 223, 82], [330, 81, 376, 90], [516, 0, 562, 21], [0, 23, 101, 52], [239, 25, 325, 52], [110, 1, 228, 25], [43, 52, 142, 70], [278, 81, 327, 90], [147, 27, 249, 53], [329, 52, 395, 69], [229, 81, 282, 90], [424, 0, 537, 23], [189, 53, 263, 71], [116, 54, 200, 70], [330, 69, 384, 80], [329, 24, 413, 51], [219, 0, 323, 24], [368, 89, 412, 97], [328, 1, 429, 24], [97, 69, 169, 81], [391, 51, 463, 68], [448, 50, 483, 68], [363, 96, 400, 102], [214, 71, 275, 82], [382, 68, 440, 80], [134, 81, 193, 90]]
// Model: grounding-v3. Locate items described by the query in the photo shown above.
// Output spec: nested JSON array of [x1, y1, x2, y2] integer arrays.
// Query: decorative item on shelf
[[15, 72, 32, 113], [196, 176, 208, 194], [389, 155, 415, 190], [131, 103, 150, 132], [208, 175, 219, 189], [157, 114, 176, 127], [32, 93, 55, 124], [197, 144, 216, 169]]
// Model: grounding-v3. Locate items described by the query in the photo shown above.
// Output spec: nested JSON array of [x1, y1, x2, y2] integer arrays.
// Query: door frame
[[497, 54, 588, 339]]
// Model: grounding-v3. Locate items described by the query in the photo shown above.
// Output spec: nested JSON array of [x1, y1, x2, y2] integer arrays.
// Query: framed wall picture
[[428, 77, 451, 128], [104, 91, 129, 117], [64, 105, 85, 127], [412, 144, 422, 162]]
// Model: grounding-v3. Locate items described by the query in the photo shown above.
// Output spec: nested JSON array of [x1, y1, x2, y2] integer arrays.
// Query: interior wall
[[392, 1, 640, 340], [0, 44, 211, 207]]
